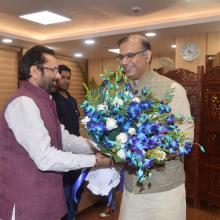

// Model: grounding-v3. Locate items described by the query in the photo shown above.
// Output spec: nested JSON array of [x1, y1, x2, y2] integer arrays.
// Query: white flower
[[116, 133, 128, 144], [132, 97, 141, 103], [112, 97, 124, 107], [128, 128, 136, 135], [117, 149, 126, 160], [137, 123, 142, 127], [120, 143, 125, 149], [125, 91, 133, 97], [106, 118, 118, 130], [155, 149, 166, 161], [97, 103, 108, 111], [81, 116, 90, 125]]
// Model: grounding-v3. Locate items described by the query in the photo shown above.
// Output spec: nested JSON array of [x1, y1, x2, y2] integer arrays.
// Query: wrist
[[94, 155, 97, 167]]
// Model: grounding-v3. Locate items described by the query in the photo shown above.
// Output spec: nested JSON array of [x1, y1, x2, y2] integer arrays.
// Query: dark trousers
[[61, 170, 84, 220]]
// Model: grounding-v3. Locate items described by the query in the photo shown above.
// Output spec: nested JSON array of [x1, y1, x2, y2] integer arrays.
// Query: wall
[[207, 32, 220, 55], [175, 31, 220, 72], [88, 57, 117, 85]]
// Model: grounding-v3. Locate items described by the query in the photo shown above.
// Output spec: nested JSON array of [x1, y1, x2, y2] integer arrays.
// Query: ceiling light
[[171, 44, 176, 48], [2, 38, 13, 43], [108, 49, 120, 54], [74, 53, 83, 58], [19, 11, 71, 25], [207, 56, 214, 60], [131, 6, 142, 13], [145, 32, 156, 37], [84, 39, 95, 45]]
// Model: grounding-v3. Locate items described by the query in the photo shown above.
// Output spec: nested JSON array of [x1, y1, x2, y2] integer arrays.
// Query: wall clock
[[180, 43, 200, 62]]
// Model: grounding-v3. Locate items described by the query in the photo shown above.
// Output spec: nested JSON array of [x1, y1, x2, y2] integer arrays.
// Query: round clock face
[[180, 43, 200, 62]]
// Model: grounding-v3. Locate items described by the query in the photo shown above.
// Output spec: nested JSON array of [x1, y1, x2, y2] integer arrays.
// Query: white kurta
[[5, 96, 97, 220]]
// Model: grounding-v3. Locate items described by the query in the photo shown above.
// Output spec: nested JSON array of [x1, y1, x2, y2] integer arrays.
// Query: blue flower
[[102, 136, 115, 148], [121, 121, 132, 132], [158, 103, 171, 114], [150, 124, 161, 135], [137, 169, 144, 178], [143, 158, 154, 169], [183, 141, 192, 155], [169, 140, 179, 151], [127, 102, 142, 119], [114, 115, 126, 125], [166, 114, 175, 125], [126, 83, 132, 91], [90, 113, 102, 123], [87, 122, 106, 138], [141, 100, 151, 110]]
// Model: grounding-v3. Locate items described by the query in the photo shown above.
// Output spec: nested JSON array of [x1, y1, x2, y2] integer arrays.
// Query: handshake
[[94, 152, 113, 167], [87, 139, 113, 167]]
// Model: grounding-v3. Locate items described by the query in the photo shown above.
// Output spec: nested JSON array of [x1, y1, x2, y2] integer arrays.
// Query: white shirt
[[4, 96, 96, 172]]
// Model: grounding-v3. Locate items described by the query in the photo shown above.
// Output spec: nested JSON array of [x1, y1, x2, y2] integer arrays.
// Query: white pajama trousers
[[119, 184, 186, 220]]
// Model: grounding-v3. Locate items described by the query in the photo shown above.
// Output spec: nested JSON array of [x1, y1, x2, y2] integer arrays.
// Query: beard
[[39, 78, 55, 93]]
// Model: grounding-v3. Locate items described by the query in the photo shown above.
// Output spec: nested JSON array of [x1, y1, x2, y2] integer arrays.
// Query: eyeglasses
[[117, 49, 147, 61], [38, 66, 59, 74]]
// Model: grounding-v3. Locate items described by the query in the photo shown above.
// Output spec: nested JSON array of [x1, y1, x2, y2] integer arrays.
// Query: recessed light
[[2, 38, 13, 43], [19, 11, 71, 25], [207, 56, 214, 60], [108, 49, 120, 54], [145, 32, 156, 37], [131, 6, 142, 13], [171, 44, 176, 48], [84, 39, 95, 45], [74, 53, 83, 58]]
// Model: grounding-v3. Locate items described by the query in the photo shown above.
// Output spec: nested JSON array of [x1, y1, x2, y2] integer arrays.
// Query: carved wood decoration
[[200, 66, 220, 207], [164, 67, 203, 208]]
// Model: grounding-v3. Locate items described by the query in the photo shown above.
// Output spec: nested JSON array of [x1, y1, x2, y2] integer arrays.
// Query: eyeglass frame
[[36, 65, 59, 74], [116, 49, 147, 61]]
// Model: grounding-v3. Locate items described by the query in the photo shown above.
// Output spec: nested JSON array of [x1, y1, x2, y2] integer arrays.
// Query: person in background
[[117, 34, 194, 220], [156, 57, 175, 75], [0, 45, 111, 220], [99, 188, 116, 218], [52, 64, 83, 220]]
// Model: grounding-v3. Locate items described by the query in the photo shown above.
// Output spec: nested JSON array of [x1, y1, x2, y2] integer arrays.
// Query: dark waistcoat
[[0, 81, 66, 220]]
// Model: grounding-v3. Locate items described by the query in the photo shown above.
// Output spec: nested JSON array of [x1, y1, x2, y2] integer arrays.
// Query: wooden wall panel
[[0, 48, 18, 111]]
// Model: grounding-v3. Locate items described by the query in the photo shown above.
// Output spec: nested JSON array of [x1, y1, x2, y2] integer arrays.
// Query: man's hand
[[95, 152, 111, 167]]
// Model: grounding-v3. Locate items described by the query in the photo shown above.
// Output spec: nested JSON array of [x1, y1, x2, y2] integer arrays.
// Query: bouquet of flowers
[[81, 68, 195, 183]]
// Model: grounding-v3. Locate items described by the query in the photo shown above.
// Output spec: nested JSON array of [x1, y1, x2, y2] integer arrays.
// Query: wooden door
[[200, 66, 220, 207], [164, 67, 203, 207]]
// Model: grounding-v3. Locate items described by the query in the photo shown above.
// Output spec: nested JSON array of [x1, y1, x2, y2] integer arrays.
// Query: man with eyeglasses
[[0, 45, 111, 220], [117, 34, 194, 220]]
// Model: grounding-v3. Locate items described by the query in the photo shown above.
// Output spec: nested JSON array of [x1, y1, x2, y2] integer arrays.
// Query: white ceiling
[[1, 0, 220, 59]]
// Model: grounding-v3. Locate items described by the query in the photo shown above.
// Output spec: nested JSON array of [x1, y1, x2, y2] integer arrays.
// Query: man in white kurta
[[0, 45, 111, 220], [117, 34, 194, 220]]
